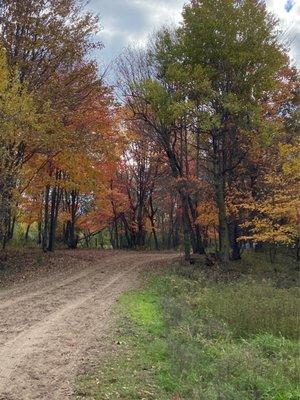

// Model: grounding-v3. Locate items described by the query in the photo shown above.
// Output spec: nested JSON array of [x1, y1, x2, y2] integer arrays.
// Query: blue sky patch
[[285, 0, 295, 12]]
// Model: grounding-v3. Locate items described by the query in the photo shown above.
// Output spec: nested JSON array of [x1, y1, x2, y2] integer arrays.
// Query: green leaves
[[138, 78, 188, 125]]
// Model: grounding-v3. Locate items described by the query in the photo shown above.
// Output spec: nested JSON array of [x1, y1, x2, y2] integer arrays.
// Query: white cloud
[[266, 0, 300, 67], [89, 0, 300, 69]]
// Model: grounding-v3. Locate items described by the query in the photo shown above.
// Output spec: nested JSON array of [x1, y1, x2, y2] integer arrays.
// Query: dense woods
[[0, 0, 299, 266]]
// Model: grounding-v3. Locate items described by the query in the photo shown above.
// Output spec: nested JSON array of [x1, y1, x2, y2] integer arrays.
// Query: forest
[[0, 1, 299, 399], [0, 0, 299, 266]]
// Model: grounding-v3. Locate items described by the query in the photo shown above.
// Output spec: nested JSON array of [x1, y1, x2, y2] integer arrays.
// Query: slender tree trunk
[[109, 226, 115, 249], [172, 209, 180, 249], [8, 214, 16, 241], [99, 232, 104, 249], [180, 191, 205, 257], [48, 186, 58, 252], [161, 212, 167, 248], [167, 196, 174, 249], [114, 220, 119, 249], [42, 185, 50, 252], [84, 231, 90, 248], [165, 146, 204, 257], [179, 193, 191, 261], [148, 195, 159, 250], [229, 221, 241, 260], [136, 197, 145, 248], [121, 214, 132, 248], [213, 133, 231, 267], [66, 191, 78, 249], [182, 209, 191, 261], [148, 215, 159, 250], [214, 173, 231, 266], [187, 196, 205, 254], [37, 220, 42, 245], [25, 224, 31, 241]]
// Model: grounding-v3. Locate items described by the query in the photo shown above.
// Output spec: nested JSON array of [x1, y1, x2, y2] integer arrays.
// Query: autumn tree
[[117, 49, 206, 260], [239, 74, 300, 262], [0, 0, 298, 262], [0, 0, 111, 251], [119, 0, 295, 265], [0, 48, 50, 248]]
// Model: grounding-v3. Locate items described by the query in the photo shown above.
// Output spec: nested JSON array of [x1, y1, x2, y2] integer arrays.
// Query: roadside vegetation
[[74, 251, 299, 400]]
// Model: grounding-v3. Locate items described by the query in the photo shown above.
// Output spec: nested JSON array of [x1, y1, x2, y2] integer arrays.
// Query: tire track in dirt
[[0, 252, 122, 309], [0, 251, 178, 400], [0, 254, 128, 346], [0, 268, 132, 387]]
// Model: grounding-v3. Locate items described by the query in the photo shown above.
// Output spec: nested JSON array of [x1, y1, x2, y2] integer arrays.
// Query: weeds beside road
[[75, 251, 300, 400]]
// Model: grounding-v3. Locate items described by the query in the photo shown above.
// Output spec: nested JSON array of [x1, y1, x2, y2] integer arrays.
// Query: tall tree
[[0, 48, 45, 248], [118, 49, 206, 260], [0, 0, 107, 250], [126, 0, 292, 265]]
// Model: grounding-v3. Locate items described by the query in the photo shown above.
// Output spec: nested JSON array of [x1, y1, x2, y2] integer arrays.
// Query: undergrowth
[[74, 252, 300, 400]]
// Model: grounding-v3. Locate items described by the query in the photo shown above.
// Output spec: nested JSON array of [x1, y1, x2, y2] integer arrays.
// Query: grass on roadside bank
[[74, 251, 300, 400]]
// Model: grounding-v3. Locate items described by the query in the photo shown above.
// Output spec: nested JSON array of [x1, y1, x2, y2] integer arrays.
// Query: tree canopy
[[0, 0, 299, 265]]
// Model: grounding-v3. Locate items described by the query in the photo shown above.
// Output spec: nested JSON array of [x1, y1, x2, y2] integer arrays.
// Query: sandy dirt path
[[0, 250, 178, 400]]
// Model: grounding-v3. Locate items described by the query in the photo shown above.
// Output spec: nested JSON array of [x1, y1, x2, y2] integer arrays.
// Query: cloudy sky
[[87, 0, 300, 72]]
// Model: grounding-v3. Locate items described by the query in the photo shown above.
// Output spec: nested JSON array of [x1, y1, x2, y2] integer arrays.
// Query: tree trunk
[[114, 220, 119, 249], [37, 220, 42, 245], [66, 191, 78, 249], [187, 195, 205, 254], [8, 214, 16, 241], [121, 214, 132, 248], [42, 185, 50, 252], [167, 197, 174, 249], [165, 146, 204, 257], [25, 224, 31, 241], [180, 193, 191, 261], [215, 174, 231, 266], [229, 221, 241, 260], [148, 195, 159, 250], [47, 186, 57, 252], [173, 211, 180, 249]]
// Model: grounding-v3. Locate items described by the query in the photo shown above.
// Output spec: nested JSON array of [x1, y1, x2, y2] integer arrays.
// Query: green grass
[[74, 252, 300, 400], [120, 291, 164, 334], [193, 280, 299, 339]]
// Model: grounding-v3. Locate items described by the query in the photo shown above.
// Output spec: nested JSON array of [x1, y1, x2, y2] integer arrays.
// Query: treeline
[[0, 0, 119, 253], [112, 0, 299, 264], [0, 0, 299, 266]]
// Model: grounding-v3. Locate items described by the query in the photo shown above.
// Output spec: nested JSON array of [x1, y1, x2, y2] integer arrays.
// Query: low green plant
[[75, 255, 300, 400], [194, 279, 300, 339]]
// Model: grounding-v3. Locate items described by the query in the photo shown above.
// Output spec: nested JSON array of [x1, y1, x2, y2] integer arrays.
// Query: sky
[[87, 0, 300, 72]]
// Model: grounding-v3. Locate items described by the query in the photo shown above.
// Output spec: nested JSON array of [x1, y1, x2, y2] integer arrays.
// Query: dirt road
[[0, 250, 178, 400]]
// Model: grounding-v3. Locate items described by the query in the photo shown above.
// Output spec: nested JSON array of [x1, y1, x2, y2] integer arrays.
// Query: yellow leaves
[[197, 202, 218, 227], [226, 185, 253, 217], [0, 47, 61, 154], [238, 166, 299, 245], [279, 141, 300, 178], [0, 48, 8, 92], [239, 216, 297, 245]]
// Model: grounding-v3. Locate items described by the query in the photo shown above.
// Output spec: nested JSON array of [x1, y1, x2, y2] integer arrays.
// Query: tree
[[118, 48, 206, 261], [0, 48, 45, 248], [177, 0, 290, 265], [239, 128, 300, 262], [0, 0, 99, 89], [0, 0, 111, 251]]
